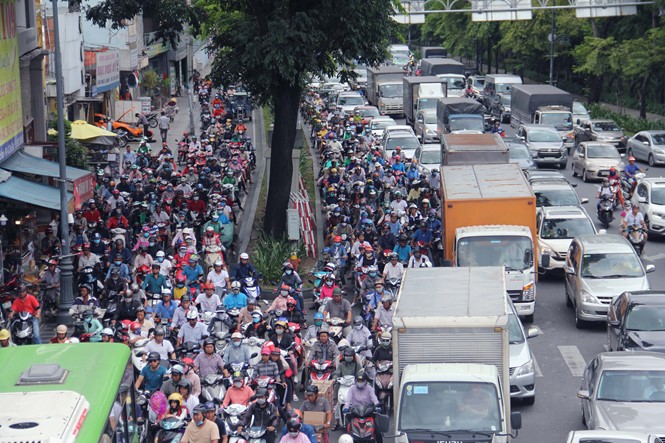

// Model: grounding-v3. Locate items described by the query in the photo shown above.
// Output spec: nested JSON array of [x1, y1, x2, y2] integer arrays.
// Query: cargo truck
[[441, 163, 538, 321], [436, 97, 486, 134], [510, 84, 575, 149], [442, 133, 509, 166], [403, 76, 446, 126], [421, 46, 448, 58], [420, 58, 465, 76], [366, 66, 405, 116], [392, 267, 522, 443]]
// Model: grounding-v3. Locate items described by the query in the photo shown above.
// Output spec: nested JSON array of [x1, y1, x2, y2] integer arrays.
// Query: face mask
[[285, 269, 292, 275], [212, 217, 219, 222], [234, 381, 243, 388], [115, 261, 122, 266], [334, 242, 340, 247], [93, 239, 100, 244], [196, 420, 204, 426], [233, 340, 241, 347], [344, 356, 354, 363], [143, 233, 149, 238], [314, 320, 323, 327], [150, 242, 156, 247], [193, 196, 199, 201], [354, 324, 363, 330], [257, 398, 267, 405], [177, 283, 185, 288], [369, 272, 376, 278], [275, 328, 284, 335], [326, 281, 333, 287], [356, 381, 367, 389], [253, 317, 260, 324], [289, 432, 300, 438]]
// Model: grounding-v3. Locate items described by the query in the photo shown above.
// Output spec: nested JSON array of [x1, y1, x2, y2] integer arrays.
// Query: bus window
[[104, 361, 136, 442]]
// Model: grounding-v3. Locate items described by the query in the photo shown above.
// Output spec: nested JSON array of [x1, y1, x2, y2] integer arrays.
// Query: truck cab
[[455, 226, 536, 321], [533, 105, 574, 149]]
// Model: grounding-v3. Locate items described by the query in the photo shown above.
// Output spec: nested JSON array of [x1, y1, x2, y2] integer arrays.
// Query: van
[[563, 234, 655, 329], [483, 74, 523, 108]]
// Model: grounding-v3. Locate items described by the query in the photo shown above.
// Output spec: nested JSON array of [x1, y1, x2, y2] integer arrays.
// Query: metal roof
[[442, 163, 532, 200]]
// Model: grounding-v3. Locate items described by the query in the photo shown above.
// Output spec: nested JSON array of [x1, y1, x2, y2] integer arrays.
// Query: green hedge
[[586, 103, 665, 134]]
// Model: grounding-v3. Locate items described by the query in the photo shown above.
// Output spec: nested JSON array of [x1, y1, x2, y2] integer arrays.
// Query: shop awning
[[2, 151, 95, 210], [0, 174, 73, 211]]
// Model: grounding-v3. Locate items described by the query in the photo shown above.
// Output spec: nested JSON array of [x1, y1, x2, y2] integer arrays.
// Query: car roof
[[638, 177, 665, 188], [579, 142, 618, 149], [575, 233, 633, 253], [521, 124, 559, 132], [421, 144, 439, 151], [590, 119, 616, 124], [354, 106, 377, 110], [598, 351, 665, 370], [417, 108, 436, 115], [385, 125, 413, 131], [541, 206, 590, 219], [338, 91, 362, 97], [638, 130, 665, 135], [530, 181, 576, 191]]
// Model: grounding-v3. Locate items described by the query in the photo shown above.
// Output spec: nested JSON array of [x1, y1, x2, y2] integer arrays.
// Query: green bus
[[0, 343, 140, 442]]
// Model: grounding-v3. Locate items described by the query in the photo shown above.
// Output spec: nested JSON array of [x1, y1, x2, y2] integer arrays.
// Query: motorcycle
[[327, 317, 345, 343], [39, 282, 59, 319], [345, 404, 383, 443], [10, 311, 35, 345], [385, 277, 401, 298], [303, 358, 334, 391], [597, 194, 614, 229], [153, 416, 187, 442], [201, 373, 228, 405], [242, 275, 261, 302], [336, 375, 356, 423], [373, 360, 394, 414], [244, 422, 268, 443], [204, 245, 224, 272], [626, 224, 647, 256], [223, 404, 248, 443]]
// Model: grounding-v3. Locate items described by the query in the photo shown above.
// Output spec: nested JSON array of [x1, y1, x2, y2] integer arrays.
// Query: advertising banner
[[93, 50, 120, 95], [0, 0, 24, 163]]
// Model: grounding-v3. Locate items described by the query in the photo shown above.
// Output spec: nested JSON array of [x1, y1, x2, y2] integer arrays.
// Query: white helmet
[[214, 259, 224, 267], [239, 253, 249, 260], [101, 328, 114, 336], [231, 332, 243, 340], [156, 251, 165, 257], [338, 435, 354, 443], [231, 281, 241, 289], [186, 310, 199, 320]]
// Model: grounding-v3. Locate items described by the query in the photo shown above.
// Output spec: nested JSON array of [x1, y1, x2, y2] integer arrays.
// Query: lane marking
[[558, 345, 586, 377], [533, 357, 543, 377], [642, 252, 665, 261]]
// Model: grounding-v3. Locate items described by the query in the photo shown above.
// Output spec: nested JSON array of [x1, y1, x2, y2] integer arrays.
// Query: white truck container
[[366, 66, 405, 116], [392, 267, 522, 443]]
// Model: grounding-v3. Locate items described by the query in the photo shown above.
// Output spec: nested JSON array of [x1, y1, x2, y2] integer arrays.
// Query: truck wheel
[[523, 313, 534, 323], [522, 396, 535, 406]]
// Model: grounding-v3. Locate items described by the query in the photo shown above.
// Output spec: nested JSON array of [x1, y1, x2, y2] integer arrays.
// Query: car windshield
[[371, 120, 395, 130], [357, 108, 380, 118], [535, 189, 579, 207], [440, 77, 466, 90], [508, 313, 525, 344], [573, 102, 588, 115], [379, 84, 402, 98], [597, 370, 665, 402], [391, 50, 410, 59], [473, 77, 486, 87], [652, 133, 665, 145], [625, 305, 665, 331], [421, 150, 440, 164], [386, 137, 420, 151], [580, 253, 644, 278], [419, 97, 439, 110], [540, 218, 595, 239], [399, 382, 501, 432], [457, 236, 533, 271], [652, 188, 665, 205], [423, 113, 437, 124], [593, 122, 621, 132], [508, 145, 530, 159], [528, 130, 562, 143], [496, 83, 516, 94], [587, 145, 620, 159], [338, 96, 364, 107], [540, 113, 573, 130], [449, 117, 484, 132]]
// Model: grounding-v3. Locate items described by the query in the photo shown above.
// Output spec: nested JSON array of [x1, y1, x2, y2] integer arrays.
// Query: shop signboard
[[0, 0, 24, 163], [72, 174, 95, 210], [93, 50, 120, 95]]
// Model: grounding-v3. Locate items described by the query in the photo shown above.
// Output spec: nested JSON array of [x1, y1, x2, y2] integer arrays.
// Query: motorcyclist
[[171, 294, 198, 330], [162, 364, 186, 397], [307, 324, 340, 370], [345, 316, 372, 359], [177, 310, 207, 346], [608, 167, 624, 205], [70, 284, 101, 316], [372, 332, 393, 362], [238, 297, 262, 327], [246, 311, 270, 338], [490, 120, 504, 134], [222, 371, 255, 407], [280, 263, 305, 313], [342, 372, 379, 415], [81, 307, 103, 342], [194, 338, 225, 378], [334, 347, 363, 379], [407, 246, 432, 268], [597, 178, 614, 213], [624, 156, 642, 197], [238, 387, 279, 443], [116, 290, 141, 321], [382, 252, 404, 282], [622, 204, 648, 239], [371, 295, 395, 335], [225, 281, 248, 310], [50, 324, 71, 344], [233, 252, 257, 281], [183, 255, 204, 290], [142, 263, 168, 295], [135, 351, 167, 393], [223, 331, 252, 374], [104, 267, 129, 299], [323, 288, 352, 336], [303, 312, 325, 342], [282, 297, 305, 324], [196, 282, 222, 313]]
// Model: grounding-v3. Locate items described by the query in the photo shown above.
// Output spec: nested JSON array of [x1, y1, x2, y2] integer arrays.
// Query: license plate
[[598, 170, 609, 176]]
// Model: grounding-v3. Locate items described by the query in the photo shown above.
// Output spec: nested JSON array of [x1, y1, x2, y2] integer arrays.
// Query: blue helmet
[[313, 312, 324, 320]]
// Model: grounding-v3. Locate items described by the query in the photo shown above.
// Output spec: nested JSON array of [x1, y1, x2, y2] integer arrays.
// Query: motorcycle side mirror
[[620, 153, 626, 157], [375, 413, 390, 434], [580, 198, 589, 204], [250, 352, 258, 359], [646, 264, 656, 273]]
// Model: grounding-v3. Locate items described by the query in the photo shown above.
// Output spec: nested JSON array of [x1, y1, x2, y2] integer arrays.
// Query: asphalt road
[[384, 117, 665, 442]]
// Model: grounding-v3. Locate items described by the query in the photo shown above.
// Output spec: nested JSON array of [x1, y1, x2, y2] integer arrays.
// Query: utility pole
[[52, 0, 75, 324], [549, 8, 555, 85]]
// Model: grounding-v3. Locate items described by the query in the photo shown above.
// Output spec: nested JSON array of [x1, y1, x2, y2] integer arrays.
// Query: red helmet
[[286, 296, 297, 306], [130, 322, 141, 333], [334, 235, 342, 243], [182, 357, 194, 366]]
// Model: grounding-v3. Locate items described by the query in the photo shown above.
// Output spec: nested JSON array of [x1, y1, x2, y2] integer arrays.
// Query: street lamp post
[[51, 0, 75, 324], [549, 8, 555, 86]]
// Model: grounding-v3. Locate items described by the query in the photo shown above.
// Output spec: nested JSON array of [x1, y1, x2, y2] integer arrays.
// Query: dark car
[[574, 119, 627, 152], [607, 291, 665, 352]]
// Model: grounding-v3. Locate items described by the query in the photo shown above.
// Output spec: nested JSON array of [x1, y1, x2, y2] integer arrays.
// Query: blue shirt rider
[[233, 253, 257, 281], [224, 282, 248, 310]]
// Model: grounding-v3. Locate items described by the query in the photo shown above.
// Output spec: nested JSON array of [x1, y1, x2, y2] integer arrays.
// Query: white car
[[537, 206, 597, 271], [632, 178, 665, 236], [335, 92, 366, 114], [382, 132, 421, 161], [567, 430, 663, 443], [414, 144, 441, 173], [369, 117, 397, 138], [414, 109, 439, 143]]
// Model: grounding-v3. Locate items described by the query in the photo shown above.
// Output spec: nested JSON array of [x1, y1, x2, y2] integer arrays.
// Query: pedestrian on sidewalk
[[159, 111, 171, 143], [135, 112, 150, 138]]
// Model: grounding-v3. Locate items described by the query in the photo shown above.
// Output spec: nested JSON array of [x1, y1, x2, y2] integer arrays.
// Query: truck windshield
[[449, 116, 484, 132], [379, 84, 402, 98], [439, 76, 466, 91], [540, 113, 573, 131], [399, 382, 501, 433], [418, 98, 438, 110], [580, 253, 644, 279], [496, 83, 517, 94], [457, 236, 533, 270]]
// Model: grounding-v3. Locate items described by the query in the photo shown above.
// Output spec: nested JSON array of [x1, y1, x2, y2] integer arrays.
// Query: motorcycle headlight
[[513, 359, 534, 377], [522, 282, 535, 301], [581, 290, 600, 305]]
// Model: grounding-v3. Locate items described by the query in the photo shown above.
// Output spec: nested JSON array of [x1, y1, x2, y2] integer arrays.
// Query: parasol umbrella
[[69, 120, 118, 141]]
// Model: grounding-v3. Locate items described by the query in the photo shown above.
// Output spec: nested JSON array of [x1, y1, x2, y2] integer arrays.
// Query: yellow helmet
[[168, 393, 183, 405], [0, 329, 9, 340]]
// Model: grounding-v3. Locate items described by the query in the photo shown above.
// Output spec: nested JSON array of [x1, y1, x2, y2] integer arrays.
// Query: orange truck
[[441, 162, 538, 321]]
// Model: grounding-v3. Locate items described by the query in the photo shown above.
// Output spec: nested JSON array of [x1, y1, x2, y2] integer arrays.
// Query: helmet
[[353, 315, 363, 325], [204, 402, 216, 412], [154, 327, 165, 336], [203, 338, 215, 347], [130, 322, 141, 333], [629, 156, 636, 161], [261, 347, 272, 355], [286, 296, 297, 306], [214, 260, 223, 267], [148, 352, 160, 361], [287, 419, 302, 432], [389, 252, 398, 260], [339, 435, 354, 443], [156, 251, 165, 257], [231, 281, 241, 289], [275, 320, 288, 329], [0, 329, 9, 340], [239, 252, 249, 260], [171, 364, 184, 375], [231, 332, 243, 340], [192, 404, 207, 414], [343, 347, 356, 357], [313, 312, 324, 320], [381, 295, 394, 303], [379, 332, 392, 347], [56, 324, 67, 334], [602, 178, 610, 186], [186, 310, 198, 320], [101, 328, 113, 336], [334, 235, 342, 242], [168, 393, 183, 405]]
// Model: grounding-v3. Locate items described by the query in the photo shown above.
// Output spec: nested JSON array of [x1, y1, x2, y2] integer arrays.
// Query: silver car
[[578, 352, 665, 435], [517, 124, 568, 168], [568, 430, 663, 442], [571, 142, 625, 182], [414, 144, 441, 173], [627, 131, 665, 166], [414, 109, 439, 143], [507, 298, 539, 404], [564, 234, 654, 329], [369, 117, 397, 138]]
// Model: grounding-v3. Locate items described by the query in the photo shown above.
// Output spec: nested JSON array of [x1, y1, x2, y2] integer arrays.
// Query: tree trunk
[[263, 83, 302, 238], [638, 75, 650, 119], [588, 75, 603, 103]]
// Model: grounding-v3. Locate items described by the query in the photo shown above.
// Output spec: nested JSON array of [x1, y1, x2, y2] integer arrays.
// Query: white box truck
[[392, 267, 522, 443]]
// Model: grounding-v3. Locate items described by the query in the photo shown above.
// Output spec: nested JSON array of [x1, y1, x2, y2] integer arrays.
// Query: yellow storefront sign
[[0, 0, 24, 163]]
